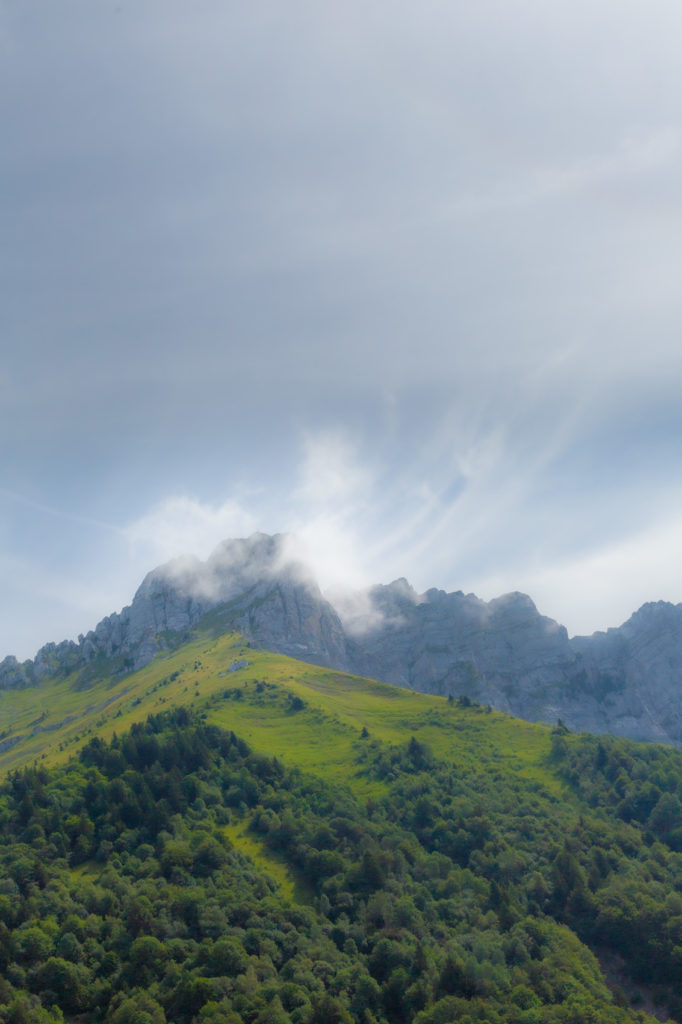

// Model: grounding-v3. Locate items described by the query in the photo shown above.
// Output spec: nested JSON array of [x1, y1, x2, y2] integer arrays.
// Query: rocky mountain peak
[[134, 532, 311, 605], [0, 533, 340, 689], [620, 600, 682, 637], [488, 591, 538, 615], [365, 578, 420, 618], [5, 533, 682, 745]]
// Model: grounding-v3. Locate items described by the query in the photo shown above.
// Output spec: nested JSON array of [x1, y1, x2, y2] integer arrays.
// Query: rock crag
[[0, 534, 349, 691], [4, 533, 682, 745]]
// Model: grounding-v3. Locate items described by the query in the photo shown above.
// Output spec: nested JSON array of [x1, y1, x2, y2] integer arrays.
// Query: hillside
[[1, 628, 682, 1020], [4, 533, 682, 745]]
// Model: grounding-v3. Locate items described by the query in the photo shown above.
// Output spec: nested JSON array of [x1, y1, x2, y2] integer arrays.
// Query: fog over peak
[[138, 532, 317, 606]]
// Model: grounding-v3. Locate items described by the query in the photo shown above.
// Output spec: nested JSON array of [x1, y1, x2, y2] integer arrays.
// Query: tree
[[107, 989, 166, 1024], [34, 957, 93, 1014]]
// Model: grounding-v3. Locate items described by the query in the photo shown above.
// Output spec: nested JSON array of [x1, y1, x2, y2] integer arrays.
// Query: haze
[[3, 1, 682, 660]]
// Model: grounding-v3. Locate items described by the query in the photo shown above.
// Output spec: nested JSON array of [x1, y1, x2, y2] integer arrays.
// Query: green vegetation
[[0, 629, 682, 1020], [0, 632, 561, 793], [0, 708, 662, 1024]]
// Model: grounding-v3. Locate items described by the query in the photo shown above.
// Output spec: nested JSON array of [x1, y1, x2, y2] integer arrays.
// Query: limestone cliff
[[340, 582, 682, 744], [4, 534, 682, 745], [0, 534, 349, 689]]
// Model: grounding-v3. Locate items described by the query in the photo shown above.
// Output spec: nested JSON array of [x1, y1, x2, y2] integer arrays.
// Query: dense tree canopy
[[0, 708, 676, 1022]]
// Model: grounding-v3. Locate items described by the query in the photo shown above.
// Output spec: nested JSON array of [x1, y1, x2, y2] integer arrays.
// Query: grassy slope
[[0, 629, 567, 905], [0, 630, 560, 793]]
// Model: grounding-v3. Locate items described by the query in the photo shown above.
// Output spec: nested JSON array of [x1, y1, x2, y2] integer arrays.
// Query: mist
[[3, 2, 682, 658]]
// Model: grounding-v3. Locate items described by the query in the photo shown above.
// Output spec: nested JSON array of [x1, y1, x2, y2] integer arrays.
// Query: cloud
[[470, 505, 682, 636], [125, 496, 259, 566], [4, 1, 682, 663], [0, 547, 125, 660], [293, 431, 372, 509], [0, 487, 124, 537], [532, 128, 679, 197], [447, 128, 680, 218], [281, 431, 376, 593], [3, 418, 682, 661]]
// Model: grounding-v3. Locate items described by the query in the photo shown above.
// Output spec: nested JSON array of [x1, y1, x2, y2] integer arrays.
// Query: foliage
[[0, 706, 670, 1023]]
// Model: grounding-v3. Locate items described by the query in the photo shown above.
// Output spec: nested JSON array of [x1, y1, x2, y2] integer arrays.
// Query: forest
[[0, 701, 680, 1023]]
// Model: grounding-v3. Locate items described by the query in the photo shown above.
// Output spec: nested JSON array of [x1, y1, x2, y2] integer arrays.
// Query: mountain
[[0, 533, 349, 686], [1, 635, 680, 1023], [343, 582, 682, 745], [3, 532, 682, 745]]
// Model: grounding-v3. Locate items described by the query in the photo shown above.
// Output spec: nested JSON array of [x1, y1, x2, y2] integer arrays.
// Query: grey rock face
[[569, 602, 682, 744], [347, 585, 576, 709], [5, 533, 682, 746], [341, 584, 682, 744], [1, 534, 349, 689], [0, 655, 35, 690]]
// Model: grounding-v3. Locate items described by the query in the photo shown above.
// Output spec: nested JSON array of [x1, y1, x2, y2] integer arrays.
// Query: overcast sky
[[3, 0, 682, 660]]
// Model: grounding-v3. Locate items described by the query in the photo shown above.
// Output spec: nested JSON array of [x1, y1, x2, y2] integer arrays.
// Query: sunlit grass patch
[[222, 821, 312, 904], [0, 626, 565, 805]]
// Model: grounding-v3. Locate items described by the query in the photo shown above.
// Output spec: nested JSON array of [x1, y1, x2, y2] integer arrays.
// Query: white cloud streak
[[4, 419, 682, 661], [125, 496, 259, 566], [472, 508, 682, 635], [3, 2, 682, 658], [107, 427, 682, 643], [447, 128, 680, 218]]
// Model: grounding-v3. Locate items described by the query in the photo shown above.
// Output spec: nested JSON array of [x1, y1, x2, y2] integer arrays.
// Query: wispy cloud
[[4, 2, 682, 662], [282, 431, 376, 592], [0, 487, 124, 536], [447, 128, 680, 218], [125, 495, 258, 566], [293, 431, 372, 509], [531, 128, 679, 197], [4, 419, 682, 660], [472, 503, 682, 635]]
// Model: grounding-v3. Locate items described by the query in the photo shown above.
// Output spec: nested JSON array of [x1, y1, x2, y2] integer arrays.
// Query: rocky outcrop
[[0, 534, 350, 690], [347, 583, 578, 708], [5, 533, 682, 746], [340, 584, 682, 744], [0, 655, 35, 690], [569, 602, 682, 744]]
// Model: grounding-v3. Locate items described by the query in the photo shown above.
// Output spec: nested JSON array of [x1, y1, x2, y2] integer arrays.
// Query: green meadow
[[0, 630, 568, 924], [0, 629, 561, 803]]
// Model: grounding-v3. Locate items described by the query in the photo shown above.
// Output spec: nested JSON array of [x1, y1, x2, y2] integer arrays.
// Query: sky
[[3, 0, 682, 660]]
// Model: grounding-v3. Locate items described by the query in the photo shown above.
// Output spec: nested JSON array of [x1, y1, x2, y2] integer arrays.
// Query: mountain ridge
[[3, 532, 682, 745]]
